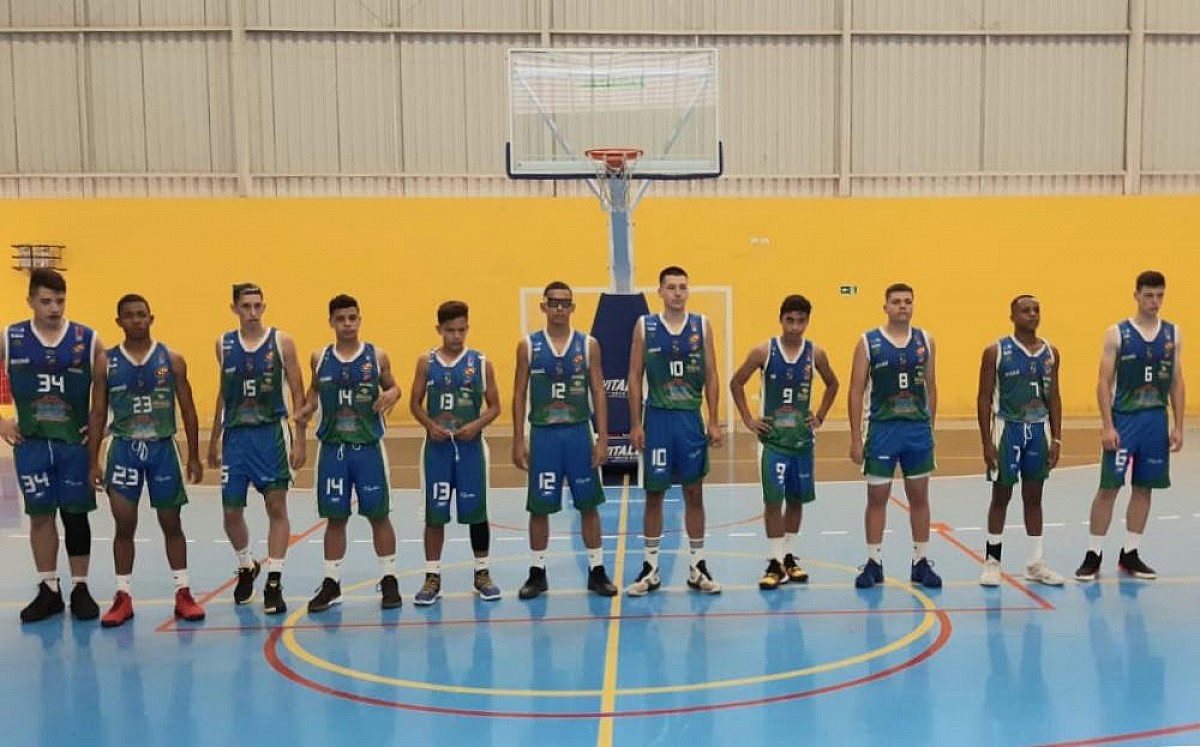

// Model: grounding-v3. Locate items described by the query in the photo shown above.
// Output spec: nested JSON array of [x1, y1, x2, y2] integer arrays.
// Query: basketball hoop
[[585, 148, 642, 211]]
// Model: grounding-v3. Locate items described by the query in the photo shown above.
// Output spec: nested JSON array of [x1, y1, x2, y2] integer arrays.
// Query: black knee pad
[[469, 522, 490, 554], [61, 510, 92, 557]]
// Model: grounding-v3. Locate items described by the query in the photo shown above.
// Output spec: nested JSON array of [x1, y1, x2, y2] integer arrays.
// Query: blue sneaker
[[413, 573, 441, 606], [474, 569, 501, 601], [855, 559, 884, 588], [911, 558, 942, 588]]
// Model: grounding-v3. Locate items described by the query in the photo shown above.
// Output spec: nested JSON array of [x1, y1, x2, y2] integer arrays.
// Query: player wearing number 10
[[87, 294, 207, 627], [848, 283, 941, 590], [0, 268, 103, 623], [1075, 270, 1184, 582], [207, 283, 308, 615]]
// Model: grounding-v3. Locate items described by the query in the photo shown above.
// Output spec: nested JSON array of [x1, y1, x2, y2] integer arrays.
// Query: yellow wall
[[2, 195, 1198, 425]]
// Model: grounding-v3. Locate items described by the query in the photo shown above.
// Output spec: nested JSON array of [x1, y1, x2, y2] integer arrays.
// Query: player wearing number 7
[[1074, 270, 1184, 582], [847, 283, 941, 590], [206, 283, 308, 615], [87, 294, 207, 627]]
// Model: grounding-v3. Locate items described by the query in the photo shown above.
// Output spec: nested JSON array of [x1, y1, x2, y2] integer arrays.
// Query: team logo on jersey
[[1165, 341, 1175, 355], [72, 343, 85, 355], [465, 367, 475, 377]]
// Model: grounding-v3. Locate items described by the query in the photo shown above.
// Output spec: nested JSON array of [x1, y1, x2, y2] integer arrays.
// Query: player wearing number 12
[[87, 294, 207, 627], [730, 295, 839, 590], [1075, 271, 1184, 582], [0, 268, 103, 623], [298, 295, 403, 613], [848, 283, 941, 590]]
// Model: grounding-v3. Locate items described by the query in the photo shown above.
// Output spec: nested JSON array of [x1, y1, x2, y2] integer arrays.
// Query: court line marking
[[596, 476, 630, 747]]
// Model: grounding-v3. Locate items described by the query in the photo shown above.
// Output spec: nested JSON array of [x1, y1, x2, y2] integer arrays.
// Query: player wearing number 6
[[848, 283, 941, 589], [1074, 271, 1184, 582], [512, 282, 617, 600], [730, 295, 839, 590], [1, 269, 103, 623], [975, 295, 1065, 587], [206, 283, 308, 615], [86, 294, 207, 627]]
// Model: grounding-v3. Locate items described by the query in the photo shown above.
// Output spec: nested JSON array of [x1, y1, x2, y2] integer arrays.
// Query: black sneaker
[[20, 582, 65, 624], [379, 575, 402, 609], [686, 560, 722, 594], [518, 566, 549, 600], [234, 560, 261, 605], [759, 559, 786, 590], [1118, 549, 1157, 580], [69, 582, 100, 621], [626, 561, 662, 596], [782, 553, 810, 583], [587, 565, 618, 597], [306, 578, 342, 613], [264, 578, 286, 615], [1074, 550, 1102, 582]]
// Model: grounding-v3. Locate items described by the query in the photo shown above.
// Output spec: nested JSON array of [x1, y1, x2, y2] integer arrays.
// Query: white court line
[[820, 530, 848, 535], [956, 527, 981, 532], [728, 532, 756, 537], [1044, 522, 1065, 528], [1158, 515, 1181, 520]]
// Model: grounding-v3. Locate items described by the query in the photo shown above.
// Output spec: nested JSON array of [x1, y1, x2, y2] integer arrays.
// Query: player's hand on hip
[[708, 422, 724, 448], [742, 416, 770, 436], [1101, 426, 1121, 452], [512, 439, 529, 471]]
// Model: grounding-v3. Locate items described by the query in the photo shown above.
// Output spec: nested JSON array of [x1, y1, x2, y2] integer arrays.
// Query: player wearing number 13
[[1074, 271, 1184, 582]]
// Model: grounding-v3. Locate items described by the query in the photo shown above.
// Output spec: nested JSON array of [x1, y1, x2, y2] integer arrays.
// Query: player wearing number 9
[[1074, 270, 1184, 582]]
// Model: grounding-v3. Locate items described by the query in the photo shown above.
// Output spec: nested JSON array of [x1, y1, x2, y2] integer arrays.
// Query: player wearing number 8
[[87, 294, 207, 627], [1075, 271, 1184, 582], [848, 283, 941, 589], [1, 268, 103, 622]]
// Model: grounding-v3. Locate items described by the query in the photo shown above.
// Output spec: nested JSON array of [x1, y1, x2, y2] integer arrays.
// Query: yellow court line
[[596, 476, 631, 747]]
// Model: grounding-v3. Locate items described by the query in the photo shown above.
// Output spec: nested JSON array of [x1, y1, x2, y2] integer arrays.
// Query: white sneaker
[[686, 561, 722, 594], [979, 557, 1002, 587], [1024, 559, 1065, 586], [626, 562, 661, 597]]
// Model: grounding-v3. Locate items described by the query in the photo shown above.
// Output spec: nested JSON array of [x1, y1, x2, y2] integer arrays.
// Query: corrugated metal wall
[[0, 0, 1197, 197]]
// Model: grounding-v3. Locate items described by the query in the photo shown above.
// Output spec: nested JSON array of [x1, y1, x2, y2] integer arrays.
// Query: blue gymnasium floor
[[1, 444, 1199, 747]]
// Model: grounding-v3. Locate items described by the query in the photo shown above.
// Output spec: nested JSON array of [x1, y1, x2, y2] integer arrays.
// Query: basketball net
[[586, 148, 642, 212]]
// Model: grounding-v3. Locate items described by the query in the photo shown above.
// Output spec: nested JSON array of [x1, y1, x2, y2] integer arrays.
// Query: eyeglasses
[[544, 298, 573, 309]]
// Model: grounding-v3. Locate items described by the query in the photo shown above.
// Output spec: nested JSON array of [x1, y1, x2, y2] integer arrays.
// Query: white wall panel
[[142, 35, 214, 170], [139, 0, 219, 26], [335, 35, 397, 172], [1146, 0, 1200, 30], [416, 0, 538, 30], [462, 36, 520, 173], [714, 0, 838, 32], [87, 35, 147, 171], [984, 0, 1128, 32], [400, 37, 466, 172], [854, 0, 984, 31], [0, 39, 17, 171], [246, 36, 278, 171], [87, 0, 141, 26], [9, 1, 77, 26], [552, 0, 709, 32], [1143, 36, 1200, 170], [984, 37, 1125, 171], [12, 36, 82, 171], [205, 38, 233, 170], [269, 34, 339, 172], [852, 37, 983, 174]]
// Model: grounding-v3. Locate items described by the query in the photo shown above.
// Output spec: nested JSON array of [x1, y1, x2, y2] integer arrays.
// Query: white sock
[[267, 557, 285, 575], [784, 531, 799, 557], [1088, 534, 1105, 554], [912, 543, 928, 563], [644, 536, 662, 570], [39, 573, 59, 592], [1123, 531, 1142, 553], [986, 532, 1003, 548], [71, 576, 87, 587], [234, 546, 255, 570], [378, 554, 397, 578], [426, 560, 442, 575], [869, 543, 883, 563], [587, 548, 603, 569], [531, 550, 547, 570], [116, 575, 132, 594], [688, 538, 705, 565], [473, 556, 489, 572], [768, 536, 786, 564], [172, 569, 190, 590], [1027, 535, 1044, 565], [324, 557, 343, 582]]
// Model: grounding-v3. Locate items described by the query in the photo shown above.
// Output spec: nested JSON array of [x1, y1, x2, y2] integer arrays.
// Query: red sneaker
[[174, 587, 206, 622], [101, 591, 134, 628]]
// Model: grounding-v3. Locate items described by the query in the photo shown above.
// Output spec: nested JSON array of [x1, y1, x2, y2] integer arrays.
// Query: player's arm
[[171, 350, 204, 483], [703, 317, 724, 448], [847, 337, 869, 465], [278, 332, 307, 469], [811, 344, 840, 429], [409, 355, 450, 441], [729, 343, 769, 435], [0, 334, 17, 445], [374, 348, 401, 415], [976, 344, 999, 472], [457, 359, 500, 441], [207, 338, 224, 468], [627, 319, 647, 451], [293, 351, 320, 427], [86, 348, 110, 489], [587, 336, 608, 469], [511, 338, 531, 470], [1169, 332, 1185, 452], [1048, 346, 1064, 468], [1096, 326, 1120, 451], [925, 332, 938, 428]]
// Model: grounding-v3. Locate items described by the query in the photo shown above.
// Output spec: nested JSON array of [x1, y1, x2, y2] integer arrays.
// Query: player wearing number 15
[[848, 283, 941, 590], [87, 294, 207, 627], [0, 268, 103, 623], [206, 283, 308, 615], [1075, 271, 1184, 582], [298, 295, 402, 613]]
